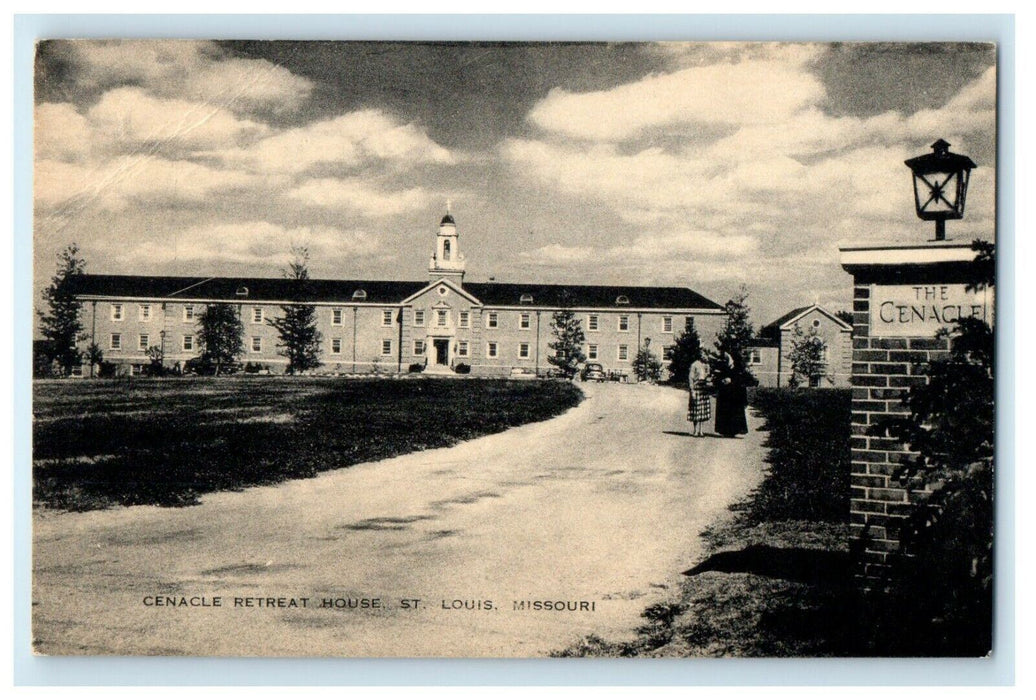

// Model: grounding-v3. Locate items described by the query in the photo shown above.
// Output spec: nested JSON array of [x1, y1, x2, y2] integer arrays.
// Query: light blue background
[[13, 13, 1015, 686]]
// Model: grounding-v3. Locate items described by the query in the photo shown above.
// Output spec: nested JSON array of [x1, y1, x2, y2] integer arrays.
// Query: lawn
[[33, 376, 584, 512], [555, 387, 855, 657]]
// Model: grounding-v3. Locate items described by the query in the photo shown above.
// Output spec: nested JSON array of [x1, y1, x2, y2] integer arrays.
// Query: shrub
[[454, 363, 471, 374], [408, 363, 425, 373]]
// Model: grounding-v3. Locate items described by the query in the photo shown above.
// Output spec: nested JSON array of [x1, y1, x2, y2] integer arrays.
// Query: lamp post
[[904, 139, 976, 241]]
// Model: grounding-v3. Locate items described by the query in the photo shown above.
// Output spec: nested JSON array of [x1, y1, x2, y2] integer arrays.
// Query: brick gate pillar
[[840, 241, 992, 586]]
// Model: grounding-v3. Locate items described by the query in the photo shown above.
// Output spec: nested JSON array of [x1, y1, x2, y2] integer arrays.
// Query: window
[[587, 344, 598, 360], [487, 342, 498, 358], [436, 310, 448, 327], [457, 341, 469, 357], [331, 338, 342, 354], [413, 339, 425, 355], [252, 307, 264, 324], [139, 334, 149, 351], [616, 295, 630, 305], [382, 310, 394, 326], [443, 240, 451, 261], [70, 365, 84, 378], [332, 308, 343, 325], [111, 303, 124, 321], [520, 293, 534, 305], [139, 304, 152, 321], [748, 348, 762, 365], [518, 343, 530, 359], [617, 344, 629, 361], [663, 345, 675, 361], [352, 289, 367, 301], [588, 314, 599, 332], [487, 312, 498, 329], [251, 337, 262, 353], [110, 333, 122, 350], [236, 286, 249, 297], [183, 335, 194, 352], [662, 316, 673, 333], [381, 339, 392, 355], [618, 315, 630, 332], [519, 313, 531, 330], [685, 317, 695, 331], [459, 311, 470, 328], [183, 304, 195, 321], [414, 310, 425, 326], [130, 364, 143, 377], [820, 346, 829, 364], [812, 319, 822, 329]]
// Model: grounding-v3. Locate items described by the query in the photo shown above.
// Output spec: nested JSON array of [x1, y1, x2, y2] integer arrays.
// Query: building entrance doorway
[[433, 338, 450, 366]]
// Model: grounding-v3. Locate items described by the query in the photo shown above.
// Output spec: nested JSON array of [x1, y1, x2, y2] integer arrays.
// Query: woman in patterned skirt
[[688, 354, 711, 437]]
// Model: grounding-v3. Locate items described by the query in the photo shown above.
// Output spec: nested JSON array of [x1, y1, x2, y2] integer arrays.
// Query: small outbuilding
[[747, 304, 853, 388]]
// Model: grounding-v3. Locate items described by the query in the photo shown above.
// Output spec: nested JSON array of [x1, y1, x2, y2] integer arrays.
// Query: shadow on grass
[[33, 377, 584, 512]]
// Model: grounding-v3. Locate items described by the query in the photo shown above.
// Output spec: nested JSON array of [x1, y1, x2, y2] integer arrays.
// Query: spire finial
[[446, 198, 451, 215]]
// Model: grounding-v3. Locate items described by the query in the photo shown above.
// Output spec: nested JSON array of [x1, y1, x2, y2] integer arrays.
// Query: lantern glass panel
[[913, 170, 961, 216]]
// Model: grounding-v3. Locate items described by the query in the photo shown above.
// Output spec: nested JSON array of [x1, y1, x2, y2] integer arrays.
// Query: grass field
[[555, 387, 855, 657], [33, 376, 584, 512]]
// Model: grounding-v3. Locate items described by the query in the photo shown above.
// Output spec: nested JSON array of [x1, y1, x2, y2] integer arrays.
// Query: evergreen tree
[[197, 303, 243, 376], [38, 244, 87, 376], [547, 309, 586, 379], [666, 322, 703, 384], [267, 247, 322, 375], [710, 285, 757, 384], [786, 323, 828, 388], [632, 344, 663, 383]]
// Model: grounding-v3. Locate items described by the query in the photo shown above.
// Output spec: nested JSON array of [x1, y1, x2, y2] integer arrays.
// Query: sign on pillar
[[840, 242, 986, 585]]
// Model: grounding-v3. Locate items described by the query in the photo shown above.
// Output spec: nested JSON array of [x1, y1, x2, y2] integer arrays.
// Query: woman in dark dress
[[714, 352, 749, 437]]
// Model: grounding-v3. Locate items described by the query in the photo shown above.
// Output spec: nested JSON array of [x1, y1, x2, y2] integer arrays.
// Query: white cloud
[[35, 155, 265, 212], [86, 87, 270, 152], [528, 57, 825, 141], [287, 178, 431, 218], [224, 109, 453, 174], [118, 221, 382, 268], [62, 40, 313, 115], [35, 102, 92, 161]]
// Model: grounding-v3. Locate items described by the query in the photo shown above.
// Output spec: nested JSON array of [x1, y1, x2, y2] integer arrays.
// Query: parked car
[[183, 356, 242, 376], [581, 362, 606, 382]]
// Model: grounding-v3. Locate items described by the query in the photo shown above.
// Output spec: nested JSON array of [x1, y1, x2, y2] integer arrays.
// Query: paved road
[[33, 382, 765, 657]]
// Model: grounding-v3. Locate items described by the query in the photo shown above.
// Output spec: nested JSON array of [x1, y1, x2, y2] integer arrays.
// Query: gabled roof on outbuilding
[[762, 304, 853, 332]]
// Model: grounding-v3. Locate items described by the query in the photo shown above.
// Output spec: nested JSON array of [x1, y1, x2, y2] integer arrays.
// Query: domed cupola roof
[[440, 213, 455, 226]]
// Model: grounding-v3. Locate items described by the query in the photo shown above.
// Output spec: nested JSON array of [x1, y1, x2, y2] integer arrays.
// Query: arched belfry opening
[[428, 202, 466, 285]]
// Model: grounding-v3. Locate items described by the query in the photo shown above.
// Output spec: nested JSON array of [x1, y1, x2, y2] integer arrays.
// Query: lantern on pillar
[[904, 139, 976, 241]]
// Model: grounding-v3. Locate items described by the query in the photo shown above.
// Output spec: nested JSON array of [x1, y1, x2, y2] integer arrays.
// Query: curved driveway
[[33, 382, 764, 657]]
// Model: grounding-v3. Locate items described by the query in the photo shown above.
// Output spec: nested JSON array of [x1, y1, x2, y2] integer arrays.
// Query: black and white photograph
[[30, 39, 997, 658]]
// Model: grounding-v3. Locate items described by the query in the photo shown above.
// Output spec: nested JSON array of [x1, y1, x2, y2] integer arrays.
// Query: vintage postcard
[[31, 40, 997, 658]]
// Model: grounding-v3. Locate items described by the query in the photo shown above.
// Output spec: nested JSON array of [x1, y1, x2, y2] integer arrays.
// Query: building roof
[[68, 274, 723, 311], [762, 304, 853, 332]]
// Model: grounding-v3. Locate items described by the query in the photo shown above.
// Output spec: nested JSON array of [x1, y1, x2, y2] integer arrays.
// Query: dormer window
[[352, 289, 367, 301], [520, 294, 534, 305], [616, 295, 630, 305], [236, 286, 249, 297]]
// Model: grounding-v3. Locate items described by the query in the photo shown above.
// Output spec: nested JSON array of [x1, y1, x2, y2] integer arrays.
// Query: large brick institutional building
[[67, 212, 727, 377]]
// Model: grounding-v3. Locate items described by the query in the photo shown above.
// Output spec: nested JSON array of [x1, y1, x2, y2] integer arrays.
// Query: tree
[[38, 244, 87, 376], [145, 345, 165, 377], [786, 323, 828, 388], [85, 342, 104, 379], [710, 285, 757, 385], [666, 322, 702, 384], [632, 344, 663, 383], [547, 309, 586, 379], [835, 309, 855, 328], [267, 247, 322, 374], [197, 303, 243, 376]]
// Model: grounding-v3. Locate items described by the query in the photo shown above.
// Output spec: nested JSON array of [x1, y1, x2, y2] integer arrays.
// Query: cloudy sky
[[34, 40, 996, 328]]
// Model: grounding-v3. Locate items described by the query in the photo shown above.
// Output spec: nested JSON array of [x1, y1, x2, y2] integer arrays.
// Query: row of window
[[108, 304, 692, 334]]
